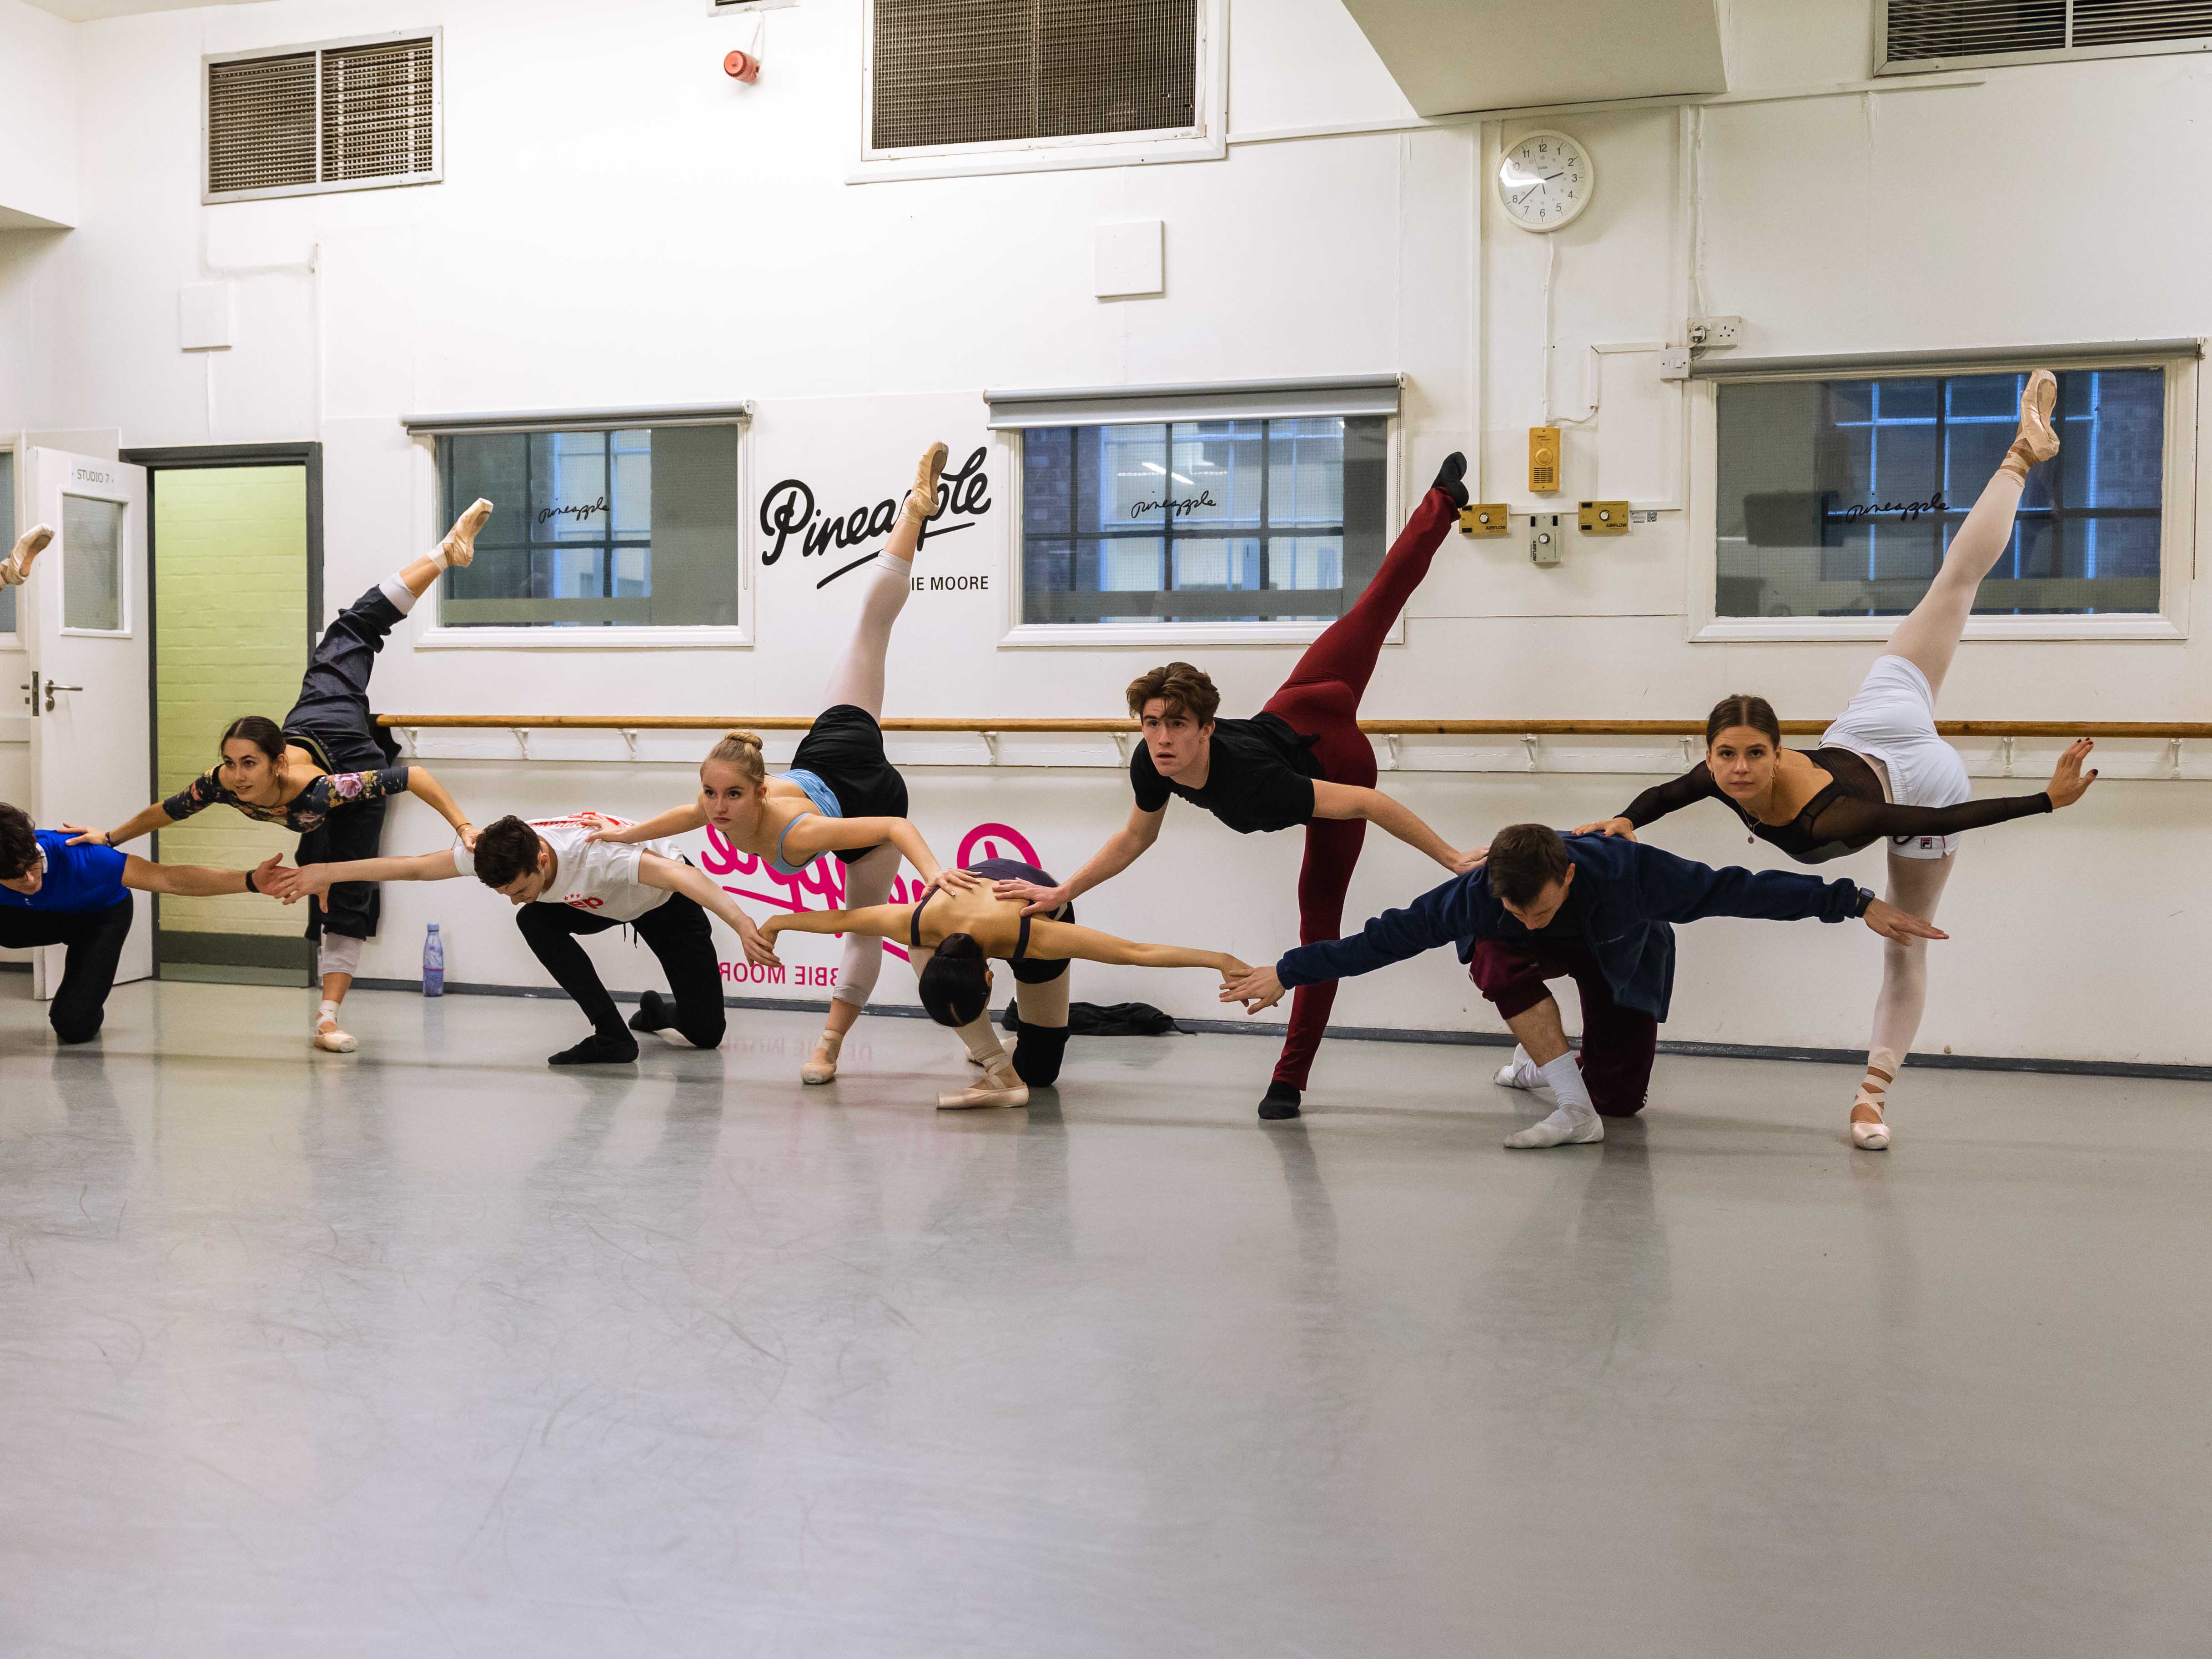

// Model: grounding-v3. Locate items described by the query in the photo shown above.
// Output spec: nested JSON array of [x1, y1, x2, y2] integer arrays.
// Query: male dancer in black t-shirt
[[995, 454, 1482, 1119]]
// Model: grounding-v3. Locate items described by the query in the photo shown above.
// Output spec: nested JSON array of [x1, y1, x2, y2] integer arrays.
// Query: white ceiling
[[1340, 0, 1729, 116], [20, 0, 247, 19]]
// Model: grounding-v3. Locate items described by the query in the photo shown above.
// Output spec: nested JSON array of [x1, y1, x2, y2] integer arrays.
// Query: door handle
[[44, 682, 82, 714], [19, 669, 35, 716]]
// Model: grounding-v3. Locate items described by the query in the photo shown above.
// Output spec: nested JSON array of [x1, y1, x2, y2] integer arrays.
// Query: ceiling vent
[[206, 31, 442, 204], [869, 0, 1197, 153], [1882, 1, 2212, 71]]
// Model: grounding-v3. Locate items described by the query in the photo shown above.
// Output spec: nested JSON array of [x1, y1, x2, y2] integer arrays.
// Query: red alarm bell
[[724, 48, 760, 83]]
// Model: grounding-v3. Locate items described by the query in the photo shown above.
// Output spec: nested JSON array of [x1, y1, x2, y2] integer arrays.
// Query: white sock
[[1496, 1044, 1542, 1090], [380, 573, 420, 614], [1504, 1054, 1604, 1149]]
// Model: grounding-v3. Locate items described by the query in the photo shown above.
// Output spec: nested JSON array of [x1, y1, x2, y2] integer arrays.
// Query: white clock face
[[1498, 131, 1593, 232]]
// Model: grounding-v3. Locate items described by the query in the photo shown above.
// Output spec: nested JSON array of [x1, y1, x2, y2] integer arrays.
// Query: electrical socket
[[1658, 346, 1692, 381], [1688, 315, 1744, 350]]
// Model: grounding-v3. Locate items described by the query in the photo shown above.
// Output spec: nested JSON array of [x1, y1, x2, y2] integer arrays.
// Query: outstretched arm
[[1631, 844, 1947, 943], [120, 853, 289, 897], [1022, 918, 1247, 977], [636, 851, 779, 965], [67, 801, 177, 849], [761, 903, 915, 944], [1310, 782, 1484, 875], [1576, 763, 1722, 839], [776, 814, 965, 888], [270, 848, 464, 903], [585, 803, 707, 845], [995, 801, 1165, 917], [400, 766, 478, 850]]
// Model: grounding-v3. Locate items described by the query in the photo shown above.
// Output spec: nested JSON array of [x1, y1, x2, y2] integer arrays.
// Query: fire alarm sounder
[[1459, 503, 1511, 537], [1528, 427, 1561, 495], [724, 49, 761, 82]]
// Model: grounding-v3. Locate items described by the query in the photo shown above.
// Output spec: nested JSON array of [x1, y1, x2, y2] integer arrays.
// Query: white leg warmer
[[830, 843, 902, 1010], [380, 573, 421, 615], [819, 553, 914, 719], [318, 933, 365, 980], [1859, 849, 1956, 1114]]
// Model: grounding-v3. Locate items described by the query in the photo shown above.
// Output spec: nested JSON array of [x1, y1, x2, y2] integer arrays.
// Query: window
[[433, 424, 743, 630], [1714, 366, 2169, 622], [1881, 1, 2212, 73], [0, 451, 15, 636], [1019, 417, 1388, 625], [61, 495, 125, 634], [205, 33, 440, 204]]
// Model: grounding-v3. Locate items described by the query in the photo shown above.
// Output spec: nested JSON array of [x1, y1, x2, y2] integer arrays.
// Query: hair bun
[[723, 729, 762, 748]]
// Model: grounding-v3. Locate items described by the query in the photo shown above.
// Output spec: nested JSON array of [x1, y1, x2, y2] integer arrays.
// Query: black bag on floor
[[1000, 1000, 1181, 1037]]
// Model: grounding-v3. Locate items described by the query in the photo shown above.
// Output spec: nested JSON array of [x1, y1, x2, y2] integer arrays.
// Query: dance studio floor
[[1, 978, 2207, 1657]]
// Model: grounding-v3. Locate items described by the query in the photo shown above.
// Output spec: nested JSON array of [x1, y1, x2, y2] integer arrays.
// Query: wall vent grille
[[871, 0, 1196, 152], [206, 32, 441, 203], [1885, 1, 2212, 67]]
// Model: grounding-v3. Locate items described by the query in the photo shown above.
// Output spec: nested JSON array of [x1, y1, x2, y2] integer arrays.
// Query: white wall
[[0, 0, 78, 230], [10, 0, 2210, 1066]]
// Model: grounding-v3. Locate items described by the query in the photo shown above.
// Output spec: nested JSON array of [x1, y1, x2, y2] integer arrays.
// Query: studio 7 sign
[[758, 446, 992, 590]]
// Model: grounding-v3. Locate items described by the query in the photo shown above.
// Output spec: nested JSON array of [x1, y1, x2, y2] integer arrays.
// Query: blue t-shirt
[[0, 830, 129, 915]]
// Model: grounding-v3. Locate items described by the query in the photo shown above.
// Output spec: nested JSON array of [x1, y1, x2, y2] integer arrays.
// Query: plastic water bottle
[[423, 922, 445, 997]]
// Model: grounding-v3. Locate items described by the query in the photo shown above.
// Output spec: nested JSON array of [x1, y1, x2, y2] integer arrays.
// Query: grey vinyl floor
[[1, 976, 2207, 1658]]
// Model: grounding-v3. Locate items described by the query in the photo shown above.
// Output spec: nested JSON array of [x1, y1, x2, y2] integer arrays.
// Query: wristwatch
[[1853, 886, 1876, 918]]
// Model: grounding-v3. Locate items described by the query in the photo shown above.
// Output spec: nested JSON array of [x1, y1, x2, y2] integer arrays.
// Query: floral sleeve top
[[161, 765, 411, 833]]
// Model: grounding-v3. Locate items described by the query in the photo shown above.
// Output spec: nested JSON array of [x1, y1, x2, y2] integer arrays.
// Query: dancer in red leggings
[[995, 454, 1483, 1119]]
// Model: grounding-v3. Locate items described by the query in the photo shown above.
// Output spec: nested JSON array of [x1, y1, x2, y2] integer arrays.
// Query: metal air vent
[[870, 0, 1197, 153], [1882, 0, 2212, 69], [206, 31, 442, 203]]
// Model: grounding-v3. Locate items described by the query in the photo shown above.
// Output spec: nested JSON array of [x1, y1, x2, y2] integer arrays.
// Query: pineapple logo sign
[[756, 447, 993, 590], [707, 820, 1042, 986]]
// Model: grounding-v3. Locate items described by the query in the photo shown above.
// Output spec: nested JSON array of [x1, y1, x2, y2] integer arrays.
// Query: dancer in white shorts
[[1578, 370, 2099, 1149]]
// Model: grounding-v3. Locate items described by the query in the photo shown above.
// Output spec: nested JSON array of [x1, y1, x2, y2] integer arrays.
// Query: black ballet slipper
[[1431, 451, 1468, 510], [627, 990, 675, 1034], [550, 1031, 640, 1067], [1258, 1080, 1303, 1121]]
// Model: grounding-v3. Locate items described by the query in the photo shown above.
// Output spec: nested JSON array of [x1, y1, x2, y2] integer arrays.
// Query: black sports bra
[[910, 885, 1036, 960]]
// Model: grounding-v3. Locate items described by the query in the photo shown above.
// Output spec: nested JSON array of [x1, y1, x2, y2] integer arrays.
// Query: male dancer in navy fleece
[[0, 802, 279, 1045], [1221, 823, 1944, 1147]]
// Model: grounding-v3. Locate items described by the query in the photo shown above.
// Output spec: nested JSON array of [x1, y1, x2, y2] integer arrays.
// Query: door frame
[[122, 442, 324, 983]]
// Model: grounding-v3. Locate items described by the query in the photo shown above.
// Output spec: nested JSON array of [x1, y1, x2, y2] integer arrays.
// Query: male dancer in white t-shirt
[[277, 813, 779, 1065]]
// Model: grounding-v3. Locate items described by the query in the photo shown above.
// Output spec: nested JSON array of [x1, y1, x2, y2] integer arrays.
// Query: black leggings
[[516, 894, 727, 1048], [0, 896, 135, 1044], [287, 585, 407, 944]]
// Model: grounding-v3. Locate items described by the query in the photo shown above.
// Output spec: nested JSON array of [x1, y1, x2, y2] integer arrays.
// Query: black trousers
[[287, 585, 408, 945], [0, 896, 135, 1044], [516, 894, 727, 1048]]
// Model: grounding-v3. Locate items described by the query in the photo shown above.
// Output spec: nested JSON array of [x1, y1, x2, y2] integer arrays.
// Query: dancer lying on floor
[[66, 501, 496, 1054], [275, 812, 781, 1066], [764, 854, 1247, 1109], [1575, 370, 2096, 1149], [1219, 823, 1944, 1149], [1, 801, 285, 1046], [993, 453, 1485, 1124], [584, 440, 972, 1086]]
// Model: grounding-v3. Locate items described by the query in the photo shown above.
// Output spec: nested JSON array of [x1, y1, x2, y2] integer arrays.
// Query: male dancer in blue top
[[0, 802, 280, 1044], [1221, 823, 1944, 1148]]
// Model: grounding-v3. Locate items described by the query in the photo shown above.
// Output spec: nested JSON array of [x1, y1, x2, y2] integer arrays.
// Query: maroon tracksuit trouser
[[1469, 938, 1659, 1117], [1261, 484, 1458, 1091]]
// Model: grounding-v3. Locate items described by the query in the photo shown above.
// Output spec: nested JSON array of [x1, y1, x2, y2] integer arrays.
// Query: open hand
[[928, 867, 986, 895], [2046, 739, 2099, 809], [1574, 817, 1638, 840], [1448, 845, 1488, 873], [62, 823, 110, 848], [1220, 963, 1286, 1014], [576, 811, 623, 844], [1864, 899, 1947, 945], [994, 876, 1071, 917], [271, 864, 333, 905], [250, 855, 288, 895], [736, 914, 782, 969]]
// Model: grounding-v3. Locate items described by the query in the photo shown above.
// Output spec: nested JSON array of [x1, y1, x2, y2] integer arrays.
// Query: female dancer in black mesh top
[[1574, 369, 2097, 1149]]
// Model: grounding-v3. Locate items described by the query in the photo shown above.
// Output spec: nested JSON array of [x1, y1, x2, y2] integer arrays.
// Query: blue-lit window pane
[[1717, 367, 2164, 618], [1020, 415, 1387, 625]]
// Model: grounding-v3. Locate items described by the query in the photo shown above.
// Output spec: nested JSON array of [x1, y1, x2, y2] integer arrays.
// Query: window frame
[[851, 0, 1229, 186], [1877, 1, 2212, 77], [0, 441, 20, 649], [993, 382, 1405, 649], [401, 405, 755, 651], [202, 29, 444, 207], [1686, 345, 2199, 644]]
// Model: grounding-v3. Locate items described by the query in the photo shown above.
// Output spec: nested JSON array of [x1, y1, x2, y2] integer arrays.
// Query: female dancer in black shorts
[[587, 442, 972, 1081], [1575, 371, 2098, 1147], [66, 501, 495, 1051], [765, 855, 1245, 1108]]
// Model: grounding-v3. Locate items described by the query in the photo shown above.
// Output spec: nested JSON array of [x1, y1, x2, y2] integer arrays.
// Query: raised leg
[[1852, 848, 1957, 1149], [1885, 370, 2057, 699], [819, 443, 948, 718], [1, 523, 53, 588]]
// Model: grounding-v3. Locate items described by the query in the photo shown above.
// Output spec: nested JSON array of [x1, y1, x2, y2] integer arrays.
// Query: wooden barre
[[375, 716, 2212, 739]]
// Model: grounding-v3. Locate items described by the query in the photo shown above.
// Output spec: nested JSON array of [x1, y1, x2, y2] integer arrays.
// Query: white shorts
[[1819, 655, 1971, 862]]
